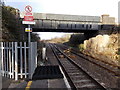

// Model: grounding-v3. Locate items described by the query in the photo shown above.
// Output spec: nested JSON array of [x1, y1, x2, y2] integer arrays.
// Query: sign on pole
[[22, 5, 35, 79], [22, 5, 35, 25], [25, 28, 32, 32]]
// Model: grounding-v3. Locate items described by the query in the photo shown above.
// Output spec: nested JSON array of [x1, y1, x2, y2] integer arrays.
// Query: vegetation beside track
[[66, 33, 120, 66]]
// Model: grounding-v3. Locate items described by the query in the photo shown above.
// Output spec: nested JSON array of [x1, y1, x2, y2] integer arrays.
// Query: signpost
[[22, 5, 35, 41], [22, 5, 35, 79]]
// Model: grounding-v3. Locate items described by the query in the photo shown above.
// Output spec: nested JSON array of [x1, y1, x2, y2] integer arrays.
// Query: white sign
[[22, 21, 35, 24], [23, 5, 35, 25]]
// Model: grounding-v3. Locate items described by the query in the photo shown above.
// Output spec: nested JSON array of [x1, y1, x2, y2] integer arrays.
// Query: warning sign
[[25, 5, 32, 13], [22, 5, 35, 25], [24, 16, 34, 21]]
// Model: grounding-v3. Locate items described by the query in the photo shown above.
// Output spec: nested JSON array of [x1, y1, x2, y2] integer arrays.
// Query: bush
[[116, 48, 120, 55], [79, 44, 84, 52]]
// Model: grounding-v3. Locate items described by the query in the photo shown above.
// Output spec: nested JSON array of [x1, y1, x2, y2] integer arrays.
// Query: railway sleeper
[[68, 72, 84, 76], [77, 83, 99, 88], [70, 76, 89, 80], [63, 66, 76, 68], [66, 70, 80, 73], [69, 72, 84, 76], [75, 82, 98, 88], [74, 79, 92, 83]]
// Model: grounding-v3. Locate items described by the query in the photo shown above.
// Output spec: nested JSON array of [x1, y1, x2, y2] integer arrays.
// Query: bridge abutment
[[84, 31, 98, 40], [98, 29, 118, 35], [84, 29, 119, 40]]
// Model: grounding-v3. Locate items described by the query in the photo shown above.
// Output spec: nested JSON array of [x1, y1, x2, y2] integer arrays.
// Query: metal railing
[[0, 42, 37, 80]]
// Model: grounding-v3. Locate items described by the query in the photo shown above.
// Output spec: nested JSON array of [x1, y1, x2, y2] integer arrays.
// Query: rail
[[50, 43, 106, 89]]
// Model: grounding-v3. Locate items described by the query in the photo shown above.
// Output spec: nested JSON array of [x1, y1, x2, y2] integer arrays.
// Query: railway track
[[58, 43, 120, 71], [50, 43, 106, 89], [53, 43, 120, 89]]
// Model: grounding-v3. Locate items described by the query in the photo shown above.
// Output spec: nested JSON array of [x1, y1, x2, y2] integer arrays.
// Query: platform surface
[[30, 79, 67, 89]]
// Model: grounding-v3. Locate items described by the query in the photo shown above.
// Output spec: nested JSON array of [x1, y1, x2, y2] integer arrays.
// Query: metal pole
[[28, 25, 31, 43], [28, 24, 31, 79]]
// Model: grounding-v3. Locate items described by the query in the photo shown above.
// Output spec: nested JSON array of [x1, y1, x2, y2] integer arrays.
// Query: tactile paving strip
[[32, 65, 63, 80]]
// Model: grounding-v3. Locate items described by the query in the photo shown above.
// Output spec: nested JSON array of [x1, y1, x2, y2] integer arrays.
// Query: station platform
[[8, 44, 69, 89]]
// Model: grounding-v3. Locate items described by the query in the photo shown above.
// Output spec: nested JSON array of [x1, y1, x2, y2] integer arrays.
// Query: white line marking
[[59, 66, 71, 89]]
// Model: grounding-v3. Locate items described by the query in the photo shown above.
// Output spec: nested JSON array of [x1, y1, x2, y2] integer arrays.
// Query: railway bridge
[[20, 13, 115, 38], [20, 13, 101, 31]]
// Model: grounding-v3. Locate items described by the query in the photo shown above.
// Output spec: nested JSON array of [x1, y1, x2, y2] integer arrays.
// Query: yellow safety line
[[25, 81, 32, 90]]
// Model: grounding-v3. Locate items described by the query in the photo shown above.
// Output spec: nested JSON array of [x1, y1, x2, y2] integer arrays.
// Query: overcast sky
[[4, 0, 120, 40]]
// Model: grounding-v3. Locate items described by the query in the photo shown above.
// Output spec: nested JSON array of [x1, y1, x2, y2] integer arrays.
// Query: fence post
[[6, 42, 9, 77], [29, 42, 37, 79], [20, 42, 23, 79], [0, 42, 2, 90], [4, 42, 6, 77], [28, 42, 32, 79], [0, 42, 3, 76], [15, 42, 18, 80], [9, 42, 12, 78], [0, 42, 1, 75], [24, 42, 27, 78], [11, 42, 14, 79]]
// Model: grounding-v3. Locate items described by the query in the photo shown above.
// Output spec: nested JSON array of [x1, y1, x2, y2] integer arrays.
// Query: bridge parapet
[[20, 12, 115, 32], [20, 12, 101, 23]]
